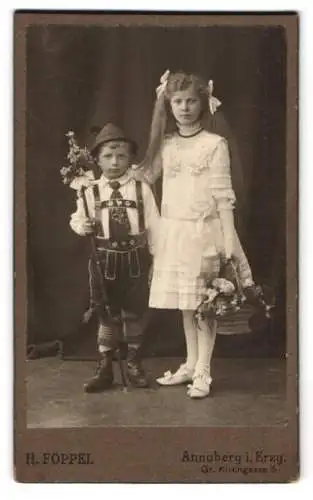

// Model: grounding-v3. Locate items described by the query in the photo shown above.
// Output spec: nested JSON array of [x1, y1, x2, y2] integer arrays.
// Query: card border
[[14, 11, 299, 483]]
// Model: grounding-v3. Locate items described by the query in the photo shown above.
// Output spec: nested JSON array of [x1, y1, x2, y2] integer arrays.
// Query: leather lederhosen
[[87, 181, 152, 344], [89, 181, 151, 291]]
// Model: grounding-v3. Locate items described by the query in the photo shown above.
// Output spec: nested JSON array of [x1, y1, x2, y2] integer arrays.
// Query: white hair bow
[[156, 69, 170, 98], [208, 80, 222, 115]]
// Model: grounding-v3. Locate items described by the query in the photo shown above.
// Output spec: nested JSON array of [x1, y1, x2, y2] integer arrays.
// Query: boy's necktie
[[108, 180, 131, 240]]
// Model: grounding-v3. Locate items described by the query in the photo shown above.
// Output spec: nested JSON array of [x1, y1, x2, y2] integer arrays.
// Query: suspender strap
[[92, 181, 144, 237], [99, 199, 137, 209], [92, 184, 104, 237], [135, 181, 145, 233]]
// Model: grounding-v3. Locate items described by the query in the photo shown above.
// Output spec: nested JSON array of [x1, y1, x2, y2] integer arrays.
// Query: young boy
[[70, 123, 160, 392]]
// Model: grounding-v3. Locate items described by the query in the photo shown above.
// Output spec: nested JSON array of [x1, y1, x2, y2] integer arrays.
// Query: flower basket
[[194, 259, 275, 335]]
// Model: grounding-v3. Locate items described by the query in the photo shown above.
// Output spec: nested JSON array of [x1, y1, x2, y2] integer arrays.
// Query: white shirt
[[70, 170, 160, 255]]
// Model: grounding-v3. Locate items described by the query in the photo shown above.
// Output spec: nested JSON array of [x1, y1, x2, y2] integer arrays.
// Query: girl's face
[[97, 141, 131, 179], [169, 88, 202, 126]]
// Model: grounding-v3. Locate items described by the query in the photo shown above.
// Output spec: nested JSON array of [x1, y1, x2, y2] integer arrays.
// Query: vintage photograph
[[14, 12, 298, 482]]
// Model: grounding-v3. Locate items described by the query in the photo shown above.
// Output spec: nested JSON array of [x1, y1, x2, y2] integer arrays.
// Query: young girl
[[139, 70, 254, 399]]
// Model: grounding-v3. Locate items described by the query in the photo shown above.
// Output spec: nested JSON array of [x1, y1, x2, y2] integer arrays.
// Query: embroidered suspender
[[92, 181, 145, 238], [135, 181, 145, 233], [91, 181, 147, 280], [99, 199, 137, 209], [92, 184, 104, 237]]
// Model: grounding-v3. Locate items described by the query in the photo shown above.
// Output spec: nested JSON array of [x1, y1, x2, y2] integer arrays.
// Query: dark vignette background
[[26, 25, 286, 358]]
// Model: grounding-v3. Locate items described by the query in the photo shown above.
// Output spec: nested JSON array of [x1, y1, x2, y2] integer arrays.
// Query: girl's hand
[[224, 242, 234, 261], [148, 263, 154, 287], [223, 226, 234, 260]]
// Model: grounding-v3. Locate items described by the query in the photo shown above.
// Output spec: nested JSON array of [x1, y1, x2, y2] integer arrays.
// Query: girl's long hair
[[140, 71, 247, 229]]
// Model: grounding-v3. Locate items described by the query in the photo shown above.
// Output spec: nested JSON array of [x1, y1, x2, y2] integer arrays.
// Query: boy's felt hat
[[90, 123, 137, 156]]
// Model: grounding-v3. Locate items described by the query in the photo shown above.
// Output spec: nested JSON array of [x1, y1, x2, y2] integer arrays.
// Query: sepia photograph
[[14, 12, 298, 482]]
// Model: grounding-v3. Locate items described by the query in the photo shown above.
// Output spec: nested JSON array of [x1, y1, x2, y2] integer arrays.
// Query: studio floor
[[26, 357, 287, 428]]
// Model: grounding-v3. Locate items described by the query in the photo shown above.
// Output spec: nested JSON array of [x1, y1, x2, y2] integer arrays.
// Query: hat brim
[[90, 137, 137, 157]]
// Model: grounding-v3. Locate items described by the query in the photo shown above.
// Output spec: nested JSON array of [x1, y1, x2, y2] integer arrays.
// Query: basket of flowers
[[194, 259, 276, 334]]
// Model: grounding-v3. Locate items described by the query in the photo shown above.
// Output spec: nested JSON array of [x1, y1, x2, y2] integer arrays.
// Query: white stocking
[[195, 319, 217, 377], [182, 310, 198, 371]]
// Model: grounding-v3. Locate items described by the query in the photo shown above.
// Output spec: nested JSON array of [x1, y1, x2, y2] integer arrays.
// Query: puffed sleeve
[[69, 170, 95, 190], [208, 137, 236, 211]]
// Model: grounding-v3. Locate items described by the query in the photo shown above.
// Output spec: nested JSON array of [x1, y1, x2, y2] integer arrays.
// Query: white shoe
[[187, 369, 212, 399], [156, 363, 194, 386]]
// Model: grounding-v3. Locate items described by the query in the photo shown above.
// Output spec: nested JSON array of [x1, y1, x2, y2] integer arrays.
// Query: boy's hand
[[79, 218, 96, 235]]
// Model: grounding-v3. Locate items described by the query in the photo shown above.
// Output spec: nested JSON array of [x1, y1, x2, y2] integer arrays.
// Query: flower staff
[[60, 131, 129, 390]]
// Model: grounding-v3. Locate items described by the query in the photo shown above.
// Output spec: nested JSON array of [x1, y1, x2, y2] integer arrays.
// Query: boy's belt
[[95, 231, 147, 252]]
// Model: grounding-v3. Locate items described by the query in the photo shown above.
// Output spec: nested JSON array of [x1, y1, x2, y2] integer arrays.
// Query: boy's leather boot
[[84, 351, 114, 393], [126, 346, 149, 388]]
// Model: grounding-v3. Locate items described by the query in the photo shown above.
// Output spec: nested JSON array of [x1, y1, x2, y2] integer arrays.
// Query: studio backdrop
[[25, 24, 286, 358]]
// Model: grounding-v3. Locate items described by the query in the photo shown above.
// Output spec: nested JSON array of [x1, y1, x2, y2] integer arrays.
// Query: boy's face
[[97, 141, 132, 179]]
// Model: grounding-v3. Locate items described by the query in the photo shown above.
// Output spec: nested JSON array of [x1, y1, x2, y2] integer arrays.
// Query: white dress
[[149, 130, 253, 311]]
